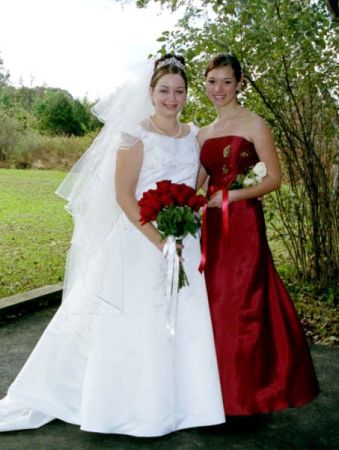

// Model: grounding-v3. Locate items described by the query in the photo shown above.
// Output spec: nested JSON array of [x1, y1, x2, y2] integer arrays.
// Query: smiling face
[[205, 66, 242, 108], [150, 73, 187, 118]]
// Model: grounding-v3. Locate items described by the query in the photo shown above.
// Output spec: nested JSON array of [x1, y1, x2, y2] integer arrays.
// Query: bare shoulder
[[197, 125, 211, 147], [182, 123, 192, 136], [243, 110, 272, 139], [248, 110, 269, 128]]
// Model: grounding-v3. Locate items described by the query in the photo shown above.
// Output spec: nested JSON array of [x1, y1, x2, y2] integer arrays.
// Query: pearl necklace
[[149, 116, 182, 138]]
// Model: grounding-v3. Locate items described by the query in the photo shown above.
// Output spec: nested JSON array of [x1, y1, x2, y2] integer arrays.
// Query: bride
[[0, 54, 225, 436]]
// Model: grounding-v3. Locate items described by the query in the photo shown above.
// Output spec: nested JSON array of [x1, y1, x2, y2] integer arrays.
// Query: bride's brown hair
[[150, 54, 188, 90]]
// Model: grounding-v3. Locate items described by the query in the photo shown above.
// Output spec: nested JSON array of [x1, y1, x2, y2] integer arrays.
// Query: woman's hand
[[160, 239, 184, 261], [156, 239, 166, 253], [207, 189, 237, 208], [207, 190, 223, 208], [208, 189, 265, 207]]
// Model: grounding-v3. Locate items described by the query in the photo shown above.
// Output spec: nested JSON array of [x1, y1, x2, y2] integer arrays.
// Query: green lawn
[[0, 168, 72, 297]]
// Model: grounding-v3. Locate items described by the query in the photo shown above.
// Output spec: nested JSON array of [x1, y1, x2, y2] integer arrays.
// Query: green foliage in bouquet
[[157, 205, 200, 239]]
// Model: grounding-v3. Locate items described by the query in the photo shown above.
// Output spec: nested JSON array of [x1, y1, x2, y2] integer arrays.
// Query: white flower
[[252, 162, 267, 179], [230, 161, 268, 190], [243, 177, 256, 187]]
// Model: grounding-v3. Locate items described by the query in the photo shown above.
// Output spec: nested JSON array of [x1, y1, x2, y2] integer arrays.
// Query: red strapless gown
[[200, 135, 319, 415]]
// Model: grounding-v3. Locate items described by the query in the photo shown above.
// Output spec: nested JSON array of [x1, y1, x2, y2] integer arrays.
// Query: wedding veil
[[55, 59, 155, 330]]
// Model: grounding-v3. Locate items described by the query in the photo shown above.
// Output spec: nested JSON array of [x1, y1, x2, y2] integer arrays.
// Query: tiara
[[156, 57, 185, 71]]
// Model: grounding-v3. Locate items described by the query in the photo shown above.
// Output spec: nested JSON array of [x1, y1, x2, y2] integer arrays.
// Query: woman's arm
[[196, 129, 209, 190], [196, 165, 209, 191], [115, 140, 164, 251], [208, 117, 281, 207]]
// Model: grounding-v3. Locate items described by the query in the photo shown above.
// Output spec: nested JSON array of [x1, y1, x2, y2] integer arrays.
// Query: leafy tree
[[122, 0, 339, 18], [0, 85, 40, 130], [0, 110, 24, 161], [0, 85, 16, 110], [0, 75, 101, 136], [131, 0, 338, 293], [34, 90, 82, 135], [0, 53, 10, 86], [34, 90, 101, 136], [72, 97, 102, 133]]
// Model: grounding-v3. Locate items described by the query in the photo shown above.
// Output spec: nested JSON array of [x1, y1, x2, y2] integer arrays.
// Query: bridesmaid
[[197, 54, 319, 416]]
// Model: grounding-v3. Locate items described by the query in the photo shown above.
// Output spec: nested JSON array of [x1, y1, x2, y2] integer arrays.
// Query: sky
[[0, 0, 180, 100]]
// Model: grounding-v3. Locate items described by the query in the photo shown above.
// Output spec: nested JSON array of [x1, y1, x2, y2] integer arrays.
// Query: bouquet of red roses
[[138, 180, 206, 289]]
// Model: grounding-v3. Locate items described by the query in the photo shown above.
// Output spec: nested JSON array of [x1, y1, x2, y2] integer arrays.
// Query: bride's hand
[[159, 239, 184, 261], [156, 240, 166, 252]]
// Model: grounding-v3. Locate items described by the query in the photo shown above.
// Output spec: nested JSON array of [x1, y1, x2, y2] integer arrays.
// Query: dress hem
[[80, 417, 226, 437], [7, 391, 226, 436], [224, 390, 320, 416]]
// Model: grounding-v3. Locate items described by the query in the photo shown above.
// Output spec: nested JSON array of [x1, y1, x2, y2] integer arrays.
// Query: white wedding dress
[[0, 125, 225, 436]]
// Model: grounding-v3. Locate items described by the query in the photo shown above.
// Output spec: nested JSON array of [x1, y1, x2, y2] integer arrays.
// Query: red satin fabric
[[198, 203, 208, 273], [199, 188, 228, 273], [200, 136, 319, 415]]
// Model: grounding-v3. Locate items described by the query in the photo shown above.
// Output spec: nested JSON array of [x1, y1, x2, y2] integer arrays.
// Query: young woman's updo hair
[[150, 53, 188, 90], [204, 53, 242, 82]]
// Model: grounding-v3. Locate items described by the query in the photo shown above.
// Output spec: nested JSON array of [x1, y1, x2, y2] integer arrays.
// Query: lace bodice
[[130, 126, 200, 199]]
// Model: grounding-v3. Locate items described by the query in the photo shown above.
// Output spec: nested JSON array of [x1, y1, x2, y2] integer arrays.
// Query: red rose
[[148, 197, 162, 213], [139, 180, 205, 226], [175, 193, 187, 206], [138, 197, 148, 207], [160, 193, 174, 207], [140, 206, 157, 224], [182, 185, 196, 200], [170, 183, 194, 204], [194, 194, 206, 210], [148, 190, 160, 201], [156, 180, 172, 193], [170, 184, 182, 201], [187, 195, 206, 211], [186, 196, 195, 209], [138, 188, 162, 208]]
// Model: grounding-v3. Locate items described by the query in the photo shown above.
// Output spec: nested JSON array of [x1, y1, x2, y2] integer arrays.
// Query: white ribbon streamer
[[162, 236, 180, 335]]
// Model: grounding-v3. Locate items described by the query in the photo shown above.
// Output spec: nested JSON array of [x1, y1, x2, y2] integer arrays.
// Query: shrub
[[8, 131, 96, 170], [0, 111, 24, 161]]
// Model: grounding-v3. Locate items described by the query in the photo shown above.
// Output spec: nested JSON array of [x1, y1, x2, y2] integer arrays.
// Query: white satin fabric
[[0, 127, 225, 436]]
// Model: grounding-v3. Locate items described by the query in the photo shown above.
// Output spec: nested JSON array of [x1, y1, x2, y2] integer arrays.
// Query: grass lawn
[[0, 168, 72, 297]]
